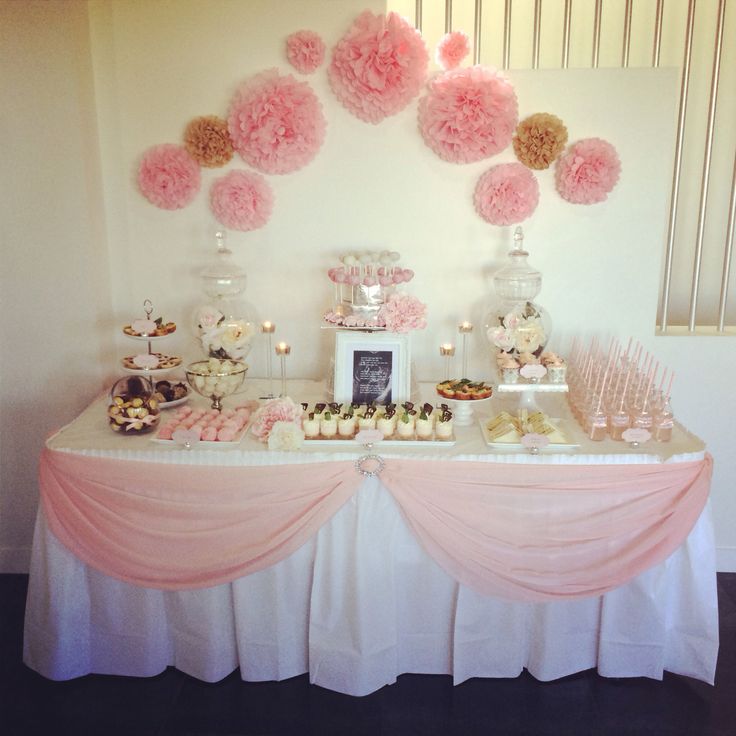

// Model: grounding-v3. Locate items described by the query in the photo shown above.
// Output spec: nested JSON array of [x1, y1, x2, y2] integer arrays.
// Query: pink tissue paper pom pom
[[555, 137, 621, 204], [328, 11, 429, 124], [474, 163, 540, 226], [378, 293, 428, 333], [418, 66, 518, 164], [228, 69, 326, 175], [251, 397, 303, 442], [137, 144, 200, 210], [436, 31, 470, 70], [210, 170, 274, 231], [286, 30, 326, 74]]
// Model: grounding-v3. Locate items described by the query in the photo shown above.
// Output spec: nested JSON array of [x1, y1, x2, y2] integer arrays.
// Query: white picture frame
[[334, 331, 411, 405]]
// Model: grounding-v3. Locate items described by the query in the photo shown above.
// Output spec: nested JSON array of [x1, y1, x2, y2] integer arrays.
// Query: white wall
[[0, 0, 111, 571], [1, 0, 734, 571]]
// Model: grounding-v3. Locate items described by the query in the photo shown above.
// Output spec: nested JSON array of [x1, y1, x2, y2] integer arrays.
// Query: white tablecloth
[[23, 384, 719, 695]]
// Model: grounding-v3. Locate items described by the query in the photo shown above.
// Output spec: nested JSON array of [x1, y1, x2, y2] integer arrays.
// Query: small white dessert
[[320, 413, 338, 438], [396, 414, 415, 438], [435, 418, 453, 439], [376, 415, 396, 438], [357, 415, 376, 430], [337, 416, 356, 438], [415, 417, 433, 439], [303, 415, 320, 438]]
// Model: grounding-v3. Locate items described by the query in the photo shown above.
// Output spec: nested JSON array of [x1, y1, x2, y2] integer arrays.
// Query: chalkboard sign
[[333, 332, 410, 405], [353, 349, 393, 404]]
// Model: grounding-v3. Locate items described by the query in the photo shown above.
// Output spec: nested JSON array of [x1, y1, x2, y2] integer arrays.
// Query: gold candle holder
[[458, 322, 473, 379], [275, 342, 291, 396], [261, 322, 276, 398], [439, 343, 455, 380]]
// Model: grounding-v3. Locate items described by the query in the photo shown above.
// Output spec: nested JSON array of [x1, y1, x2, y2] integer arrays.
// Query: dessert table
[[23, 381, 718, 696]]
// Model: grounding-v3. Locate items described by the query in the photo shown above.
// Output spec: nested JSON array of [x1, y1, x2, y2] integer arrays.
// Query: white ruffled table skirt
[[23, 474, 719, 696]]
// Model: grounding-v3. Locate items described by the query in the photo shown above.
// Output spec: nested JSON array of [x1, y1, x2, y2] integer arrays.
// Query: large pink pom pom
[[378, 294, 428, 333], [286, 30, 325, 74], [418, 66, 518, 164], [228, 69, 326, 174], [436, 31, 470, 70], [474, 163, 539, 226], [210, 170, 274, 231], [137, 144, 200, 210], [555, 137, 621, 204], [328, 11, 429, 124]]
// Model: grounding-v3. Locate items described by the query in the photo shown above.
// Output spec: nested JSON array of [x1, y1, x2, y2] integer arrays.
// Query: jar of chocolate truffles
[[107, 376, 161, 434]]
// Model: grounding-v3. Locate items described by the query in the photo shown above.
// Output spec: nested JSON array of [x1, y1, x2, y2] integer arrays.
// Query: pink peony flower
[[474, 163, 539, 226], [228, 69, 326, 174], [555, 137, 621, 204], [210, 170, 274, 231], [436, 31, 470, 70], [286, 30, 326, 74], [251, 397, 303, 442], [418, 66, 518, 164], [378, 293, 428, 333], [137, 144, 200, 209], [328, 11, 429, 124]]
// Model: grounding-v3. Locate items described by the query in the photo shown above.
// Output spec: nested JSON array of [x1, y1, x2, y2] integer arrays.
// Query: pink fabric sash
[[381, 455, 712, 600], [39, 449, 363, 590], [39, 447, 711, 599]]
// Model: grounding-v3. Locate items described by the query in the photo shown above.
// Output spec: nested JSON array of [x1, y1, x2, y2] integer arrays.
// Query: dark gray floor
[[3, 573, 735, 735]]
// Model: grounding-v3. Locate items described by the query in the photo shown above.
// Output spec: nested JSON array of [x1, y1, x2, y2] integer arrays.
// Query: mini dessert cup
[[435, 419, 454, 439], [376, 415, 396, 438], [547, 364, 567, 383], [303, 415, 320, 438], [337, 416, 356, 438], [415, 417, 433, 439], [396, 416, 415, 438], [320, 414, 338, 438], [501, 367, 520, 384]]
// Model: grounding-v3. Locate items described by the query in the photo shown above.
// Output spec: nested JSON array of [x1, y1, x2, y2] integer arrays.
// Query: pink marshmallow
[[217, 428, 236, 442], [157, 426, 174, 440], [201, 426, 218, 441]]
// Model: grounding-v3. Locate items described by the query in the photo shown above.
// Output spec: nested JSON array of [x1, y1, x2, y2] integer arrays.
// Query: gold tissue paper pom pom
[[184, 115, 234, 168], [513, 113, 568, 170]]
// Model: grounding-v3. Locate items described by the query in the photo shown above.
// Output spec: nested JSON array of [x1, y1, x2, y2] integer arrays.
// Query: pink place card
[[521, 433, 550, 450], [132, 319, 157, 335], [172, 428, 201, 448], [520, 364, 548, 380], [355, 429, 383, 445], [133, 353, 160, 369], [622, 428, 651, 445]]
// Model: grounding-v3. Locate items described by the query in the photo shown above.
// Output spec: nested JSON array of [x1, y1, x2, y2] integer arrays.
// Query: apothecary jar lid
[[493, 226, 542, 304], [200, 231, 246, 300]]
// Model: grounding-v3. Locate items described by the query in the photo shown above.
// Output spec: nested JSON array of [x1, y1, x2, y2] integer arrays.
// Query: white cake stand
[[441, 396, 492, 426]]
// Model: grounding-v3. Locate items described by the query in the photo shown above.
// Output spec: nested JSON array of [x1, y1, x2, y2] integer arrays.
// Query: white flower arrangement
[[267, 420, 305, 451], [487, 302, 547, 357], [196, 306, 254, 361]]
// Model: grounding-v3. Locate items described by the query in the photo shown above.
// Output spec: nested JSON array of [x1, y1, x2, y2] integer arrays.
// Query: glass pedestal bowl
[[185, 359, 248, 411]]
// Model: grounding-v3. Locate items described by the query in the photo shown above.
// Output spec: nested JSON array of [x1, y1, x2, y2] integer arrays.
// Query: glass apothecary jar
[[192, 231, 256, 361], [485, 227, 551, 362]]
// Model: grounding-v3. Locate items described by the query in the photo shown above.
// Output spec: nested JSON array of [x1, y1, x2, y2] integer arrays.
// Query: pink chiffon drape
[[39, 448, 711, 600]]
